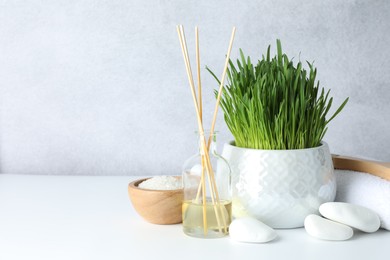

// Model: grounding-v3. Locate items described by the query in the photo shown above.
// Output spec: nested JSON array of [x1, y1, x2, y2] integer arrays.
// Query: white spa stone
[[229, 217, 277, 243], [319, 202, 380, 233], [304, 214, 353, 241]]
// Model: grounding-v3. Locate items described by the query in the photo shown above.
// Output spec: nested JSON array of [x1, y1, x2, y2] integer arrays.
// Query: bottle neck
[[197, 131, 217, 155]]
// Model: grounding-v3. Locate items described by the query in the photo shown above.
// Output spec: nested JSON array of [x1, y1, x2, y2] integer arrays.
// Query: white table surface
[[0, 174, 389, 260]]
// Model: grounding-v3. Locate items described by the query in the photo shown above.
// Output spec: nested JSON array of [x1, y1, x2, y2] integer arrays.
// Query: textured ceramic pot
[[222, 141, 336, 228]]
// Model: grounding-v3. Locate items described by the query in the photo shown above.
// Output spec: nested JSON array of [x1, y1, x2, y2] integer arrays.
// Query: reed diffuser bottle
[[176, 24, 236, 238], [182, 131, 232, 238]]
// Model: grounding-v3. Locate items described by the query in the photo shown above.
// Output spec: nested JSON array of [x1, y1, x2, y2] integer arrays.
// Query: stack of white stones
[[304, 202, 381, 241]]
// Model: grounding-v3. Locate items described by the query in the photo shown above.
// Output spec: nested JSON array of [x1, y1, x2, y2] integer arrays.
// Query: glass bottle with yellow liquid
[[182, 131, 232, 238]]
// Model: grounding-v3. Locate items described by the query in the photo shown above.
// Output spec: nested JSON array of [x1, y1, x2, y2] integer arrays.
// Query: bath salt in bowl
[[128, 176, 183, 225], [138, 176, 182, 190]]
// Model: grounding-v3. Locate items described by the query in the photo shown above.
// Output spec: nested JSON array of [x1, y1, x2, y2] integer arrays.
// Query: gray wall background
[[0, 0, 389, 175]]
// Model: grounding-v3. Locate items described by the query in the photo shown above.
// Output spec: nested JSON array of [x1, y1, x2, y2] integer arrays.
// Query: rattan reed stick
[[207, 27, 236, 232], [195, 27, 202, 123], [205, 27, 236, 233], [200, 156, 207, 234], [176, 26, 201, 124], [208, 27, 236, 148], [204, 151, 228, 232], [195, 27, 208, 235]]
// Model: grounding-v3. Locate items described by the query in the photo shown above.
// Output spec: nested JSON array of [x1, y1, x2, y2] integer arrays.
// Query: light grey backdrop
[[0, 0, 389, 175]]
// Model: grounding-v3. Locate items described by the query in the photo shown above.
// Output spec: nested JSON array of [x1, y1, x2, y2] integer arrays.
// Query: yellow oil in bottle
[[182, 200, 232, 238]]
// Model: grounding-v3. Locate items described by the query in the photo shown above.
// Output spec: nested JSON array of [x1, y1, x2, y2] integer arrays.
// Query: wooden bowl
[[128, 178, 183, 225]]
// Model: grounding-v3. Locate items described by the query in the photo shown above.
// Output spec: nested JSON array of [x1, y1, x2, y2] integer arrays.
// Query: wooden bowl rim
[[128, 177, 183, 193]]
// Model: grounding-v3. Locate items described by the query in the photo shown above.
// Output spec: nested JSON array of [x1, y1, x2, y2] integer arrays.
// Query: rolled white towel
[[335, 169, 390, 231]]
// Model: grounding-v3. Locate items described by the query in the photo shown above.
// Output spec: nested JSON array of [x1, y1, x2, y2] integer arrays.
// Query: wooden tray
[[332, 154, 390, 181]]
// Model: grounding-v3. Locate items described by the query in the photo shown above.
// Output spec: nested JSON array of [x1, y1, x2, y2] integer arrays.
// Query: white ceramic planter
[[222, 142, 336, 228]]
